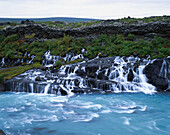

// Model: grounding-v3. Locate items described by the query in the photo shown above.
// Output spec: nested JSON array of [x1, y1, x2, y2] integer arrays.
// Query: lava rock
[[60, 89, 68, 96], [144, 58, 170, 90], [2, 20, 170, 40], [127, 69, 134, 81]]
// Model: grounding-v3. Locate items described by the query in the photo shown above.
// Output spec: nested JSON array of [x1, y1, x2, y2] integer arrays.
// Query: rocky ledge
[[1, 18, 170, 40], [3, 55, 170, 94], [144, 58, 170, 91]]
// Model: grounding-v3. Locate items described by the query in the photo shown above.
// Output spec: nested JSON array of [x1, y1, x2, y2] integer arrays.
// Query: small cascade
[[44, 84, 51, 94], [0, 57, 5, 67], [42, 50, 61, 67], [28, 55, 36, 64], [159, 59, 170, 88], [29, 83, 34, 93], [159, 60, 167, 78], [5, 55, 161, 95], [0, 52, 38, 68], [42, 51, 85, 67]]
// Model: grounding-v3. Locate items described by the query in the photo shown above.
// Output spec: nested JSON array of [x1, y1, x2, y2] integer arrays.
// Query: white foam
[[114, 109, 135, 114], [121, 117, 131, 125], [6, 107, 18, 112], [139, 105, 147, 111], [101, 109, 112, 113]]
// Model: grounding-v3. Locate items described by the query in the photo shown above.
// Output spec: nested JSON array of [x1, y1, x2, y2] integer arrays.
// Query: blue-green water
[[0, 92, 170, 135]]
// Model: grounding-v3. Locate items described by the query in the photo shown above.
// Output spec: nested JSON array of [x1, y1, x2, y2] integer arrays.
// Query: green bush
[[127, 33, 135, 40], [4, 34, 19, 43], [55, 60, 62, 67], [5, 49, 14, 59]]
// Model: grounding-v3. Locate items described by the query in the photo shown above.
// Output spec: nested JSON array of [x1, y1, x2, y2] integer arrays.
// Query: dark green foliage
[[55, 60, 62, 66], [127, 34, 135, 40], [4, 34, 19, 43], [55, 60, 63, 69], [0, 33, 169, 63], [0, 34, 5, 42], [5, 49, 14, 58]]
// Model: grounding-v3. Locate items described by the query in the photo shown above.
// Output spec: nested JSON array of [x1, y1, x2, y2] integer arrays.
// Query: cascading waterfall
[[44, 84, 51, 94], [0, 53, 36, 68], [42, 50, 85, 67], [158, 60, 170, 88], [1, 57, 5, 67], [5, 50, 168, 95]]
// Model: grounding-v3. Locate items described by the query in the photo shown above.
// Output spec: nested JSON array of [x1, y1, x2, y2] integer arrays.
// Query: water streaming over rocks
[[5, 50, 169, 95], [0, 52, 36, 68]]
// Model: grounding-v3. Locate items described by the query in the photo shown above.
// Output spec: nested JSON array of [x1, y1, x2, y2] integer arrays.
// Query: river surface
[[0, 92, 170, 135]]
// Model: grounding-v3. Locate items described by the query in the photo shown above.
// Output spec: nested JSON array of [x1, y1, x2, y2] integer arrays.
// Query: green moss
[[25, 33, 35, 39], [0, 62, 42, 83], [65, 59, 83, 64], [55, 60, 62, 69]]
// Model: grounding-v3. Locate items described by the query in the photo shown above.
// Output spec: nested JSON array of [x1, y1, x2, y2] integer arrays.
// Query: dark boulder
[[59, 88, 68, 96], [0, 83, 5, 92], [144, 58, 170, 91], [0, 129, 6, 135], [127, 69, 134, 81]]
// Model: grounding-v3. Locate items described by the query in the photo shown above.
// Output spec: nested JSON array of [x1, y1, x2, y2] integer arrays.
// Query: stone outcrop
[[144, 58, 170, 91], [4, 56, 160, 95], [1, 20, 170, 40]]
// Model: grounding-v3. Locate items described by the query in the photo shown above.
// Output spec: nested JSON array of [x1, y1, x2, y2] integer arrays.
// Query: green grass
[[0, 62, 42, 83]]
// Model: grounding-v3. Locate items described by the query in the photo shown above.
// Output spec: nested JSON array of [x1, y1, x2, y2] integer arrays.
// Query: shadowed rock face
[[1, 20, 170, 40], [5, 55, 165, 95], [144, 58, 170, 91]]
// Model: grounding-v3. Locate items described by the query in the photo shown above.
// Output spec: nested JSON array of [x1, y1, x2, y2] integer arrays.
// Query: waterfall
[[42, 51, 85, 67], [28, 55, 36, 64], [5, 53, 160, 95], [137, 66, 156, 94], [29, 83, 34, 93], [0, 58, 5, 67], [44, 84, 51, 94], [159, 60, 167, 78]]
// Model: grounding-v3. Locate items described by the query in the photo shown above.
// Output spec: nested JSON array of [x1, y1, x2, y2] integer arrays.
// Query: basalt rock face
[[4, 55, 157, 95], [144, 58, 170, 91], [1, 20, 170, 40]]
